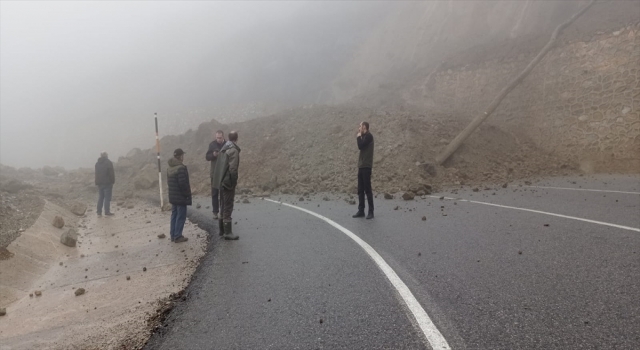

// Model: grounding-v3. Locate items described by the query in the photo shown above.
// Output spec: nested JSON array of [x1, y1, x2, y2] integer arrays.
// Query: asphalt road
[[144, 174, 640, 350]]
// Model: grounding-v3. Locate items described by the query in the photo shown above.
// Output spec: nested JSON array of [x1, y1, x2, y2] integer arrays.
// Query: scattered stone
[[348, 199, 356, 205], [384, 193, 393, 199], [143, 267, 147, 272], [422, 216, 426, 221], [319, 318, 323, 324], [472, 188, 479, 192], [394, 206, 399, 210], [518, 251, 523, 255], [524, 181, 532, 185], [502, 183, 508, 188], [299, 197, 304, 201], [29, 293, 33, 297], [196, 203, 202, 209], [158, 233, 166, 239], [70, 203, 87, 216], [74, 288, 86, 296], [0, 308, 5, 316], [60, 228, 78, 247], [126, 203, 135, 209], [126, 276, 131, 281], [439, 196, 444, 200], [34, 290, 42, 296], [322, 197, 330, 201], [402, 192, 415, 200], [52, 216, 65, 229], [242, 199, 250, 204], [59, 262, 63, 266], [544, 224, 549, 227], [146, 220, 151, 224]]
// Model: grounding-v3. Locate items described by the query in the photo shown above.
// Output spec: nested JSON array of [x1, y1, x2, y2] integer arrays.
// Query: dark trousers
[[97, 184, 113, 215], [358, 167, 374, 213], [220, 187, 236, 223], [211, 178, 220, 214], [170, 204, 187, 240]]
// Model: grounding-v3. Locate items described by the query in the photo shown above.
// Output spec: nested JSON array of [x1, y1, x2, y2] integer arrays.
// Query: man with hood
[[167, 148, 191, 243], [95, 151, 115, 217], [205, 130, 226, 220], [211, 131, 240, 240]]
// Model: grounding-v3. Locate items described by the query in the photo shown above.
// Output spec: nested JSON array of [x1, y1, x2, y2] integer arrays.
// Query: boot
[[223, 222, 239, 240], [366, 211, 374, 220], [352, 210, 365, 218], [218, 219, 225, 236]]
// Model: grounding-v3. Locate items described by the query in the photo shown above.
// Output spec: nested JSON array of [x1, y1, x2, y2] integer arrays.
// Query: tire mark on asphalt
[[265, 198, 451, 350]]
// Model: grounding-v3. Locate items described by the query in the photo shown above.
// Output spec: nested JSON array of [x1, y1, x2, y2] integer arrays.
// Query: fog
[[1, 1, 392, 169]]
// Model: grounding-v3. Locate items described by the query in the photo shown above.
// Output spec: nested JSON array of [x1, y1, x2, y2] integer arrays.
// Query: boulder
[[384, 193, 393, 199], [60, 228, 78, 247], [402, 192, 415, 200], [70, 203, 87, 216], [52, 216, 65, 229]]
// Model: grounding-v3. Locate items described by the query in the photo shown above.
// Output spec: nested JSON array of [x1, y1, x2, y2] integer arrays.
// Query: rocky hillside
[[111, 105, 577, 199]]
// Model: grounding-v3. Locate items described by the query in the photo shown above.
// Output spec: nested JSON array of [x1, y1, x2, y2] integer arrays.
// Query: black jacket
[[167, 157, 192, 206], [95, 157, 115, 185], [357, 132, 374, 168], [205, 139, 226, 177]]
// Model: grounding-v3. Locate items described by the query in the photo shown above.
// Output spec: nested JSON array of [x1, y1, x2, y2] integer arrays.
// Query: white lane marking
[[524, 185, 640, 195], [428, 196, 640, 232], [265, 198, 451, 350]]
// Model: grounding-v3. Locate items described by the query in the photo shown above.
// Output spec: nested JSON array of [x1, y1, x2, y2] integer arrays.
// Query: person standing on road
[[212, 131, 240, 240], [167, 148, 191, 243], [95, 151, 115, 217], [206, 130, 226, 220], [353, 121, 374, 220]]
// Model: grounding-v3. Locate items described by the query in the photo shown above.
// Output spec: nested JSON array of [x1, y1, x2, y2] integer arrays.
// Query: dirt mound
[[115, 105, 577, 197]]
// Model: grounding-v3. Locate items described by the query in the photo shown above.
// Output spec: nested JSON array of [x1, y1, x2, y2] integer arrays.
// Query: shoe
[[174, 236, 188, 243], [105, 213, 114, 216], [223, 222, 239, 240], [213, 212, 219, 220], [352, 211, 365, 218], [97, 213, 102, 217], [366, 212, 374, 220]]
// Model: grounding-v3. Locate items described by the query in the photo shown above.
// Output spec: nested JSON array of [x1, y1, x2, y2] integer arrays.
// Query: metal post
[[155, 113, 164, 209]]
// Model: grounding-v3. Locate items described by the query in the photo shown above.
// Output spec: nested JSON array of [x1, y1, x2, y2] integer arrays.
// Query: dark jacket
[[205, 139, 226, 177], [95, 157, 115, 185], [357, 132, 374, 168], [167, 157, 192, 206], [211, 141, 241, 190]]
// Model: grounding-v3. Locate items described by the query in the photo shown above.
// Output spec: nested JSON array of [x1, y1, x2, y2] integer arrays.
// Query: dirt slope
[[113, 105, 577, 199]]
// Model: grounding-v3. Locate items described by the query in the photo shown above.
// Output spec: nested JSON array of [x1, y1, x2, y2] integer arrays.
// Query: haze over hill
[[1, 1, 638, 171]]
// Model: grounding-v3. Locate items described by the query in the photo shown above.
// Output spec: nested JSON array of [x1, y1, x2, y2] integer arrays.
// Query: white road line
[[524, 185, 640, 195], [264, 198, 451, 350], [428, 196, 640, 232]]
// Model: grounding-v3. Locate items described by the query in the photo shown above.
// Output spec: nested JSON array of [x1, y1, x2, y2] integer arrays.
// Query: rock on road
[[145, 175, 640, 350]]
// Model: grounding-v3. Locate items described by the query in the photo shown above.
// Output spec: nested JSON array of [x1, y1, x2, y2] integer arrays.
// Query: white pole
[[154, 113, 164, 209]]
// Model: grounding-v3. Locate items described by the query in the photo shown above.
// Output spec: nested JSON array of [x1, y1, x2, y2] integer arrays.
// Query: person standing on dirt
[[95, 151, 115, 217], [206, 130, 226, 220], [167, 148, 191, 243], [353, 122, 375, 220], [212, 131, 240, 240]]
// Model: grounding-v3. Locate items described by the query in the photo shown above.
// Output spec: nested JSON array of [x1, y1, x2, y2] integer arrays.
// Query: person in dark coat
[[353, 122, 374, 219], [95, 151, 115, 217], [211, 131, 240, 240], [205, 130, 226, 220], [167, 148, 192, 243]]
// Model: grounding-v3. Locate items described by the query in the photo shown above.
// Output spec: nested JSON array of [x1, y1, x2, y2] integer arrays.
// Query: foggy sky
[[0, 1, 391, 169]]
